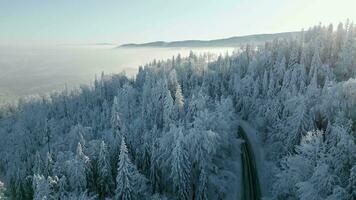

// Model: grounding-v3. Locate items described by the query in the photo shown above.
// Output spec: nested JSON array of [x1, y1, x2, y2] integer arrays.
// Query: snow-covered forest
[[0, 21, 356, 200]]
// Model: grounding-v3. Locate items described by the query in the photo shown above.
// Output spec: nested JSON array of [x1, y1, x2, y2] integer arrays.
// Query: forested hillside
[[0, 22, 356, 200], [119, 31, 297, 48]]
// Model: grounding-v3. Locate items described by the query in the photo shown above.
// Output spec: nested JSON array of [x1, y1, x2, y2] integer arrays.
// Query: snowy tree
[[348, 165, 356, 199], [66, 143, 88, 194], [97, 141, 114, 197], [335, 23, 355, 80], [170, 130, 191, 200], [186, 89, 208, 122], [115, 138, 148, 200], [273, 130, 326, 199], [33, 152, 43, 175], [274, 119, 355, 199], [66, 191, 97, 200], [326, 186, 348, 200], [150, 137, 163, 193], [174, 83, 185, 117], [282, 96, 311, 152], [32, 175, 57, 200], [150, 193, 168, 200], [111, 96, 124, 139], [196, 169, 209, 200], [163, 87, 176, 128], [297, 164, 337, 200], [309, 48, 322, 84], [44, 152, 54, 177], [262, 70, 269, 94], [58, 175, 69, 199], [0, 181, 6, 199]]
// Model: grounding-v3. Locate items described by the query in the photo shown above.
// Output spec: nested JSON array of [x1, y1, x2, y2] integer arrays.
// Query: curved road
[[238, 126, 261, 200]]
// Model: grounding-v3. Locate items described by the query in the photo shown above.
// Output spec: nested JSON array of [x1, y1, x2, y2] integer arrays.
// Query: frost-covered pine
[[163, 87, 176, 128], [45, 152, 54, 177], [115, 137, 148, 200], [274, 121, 356, 199], [325, 186, 348, 200], [262, 70, 268, 94], [67, 143, 88, 194], [309, 48, 322, 84], [150, 193, 168, 200], [273, 130, 326, 199], [0, 181, 6, 199], [32, 174, 53, 200], [115, 137, 133, 200], [66, 191, 97, 200], [348, 165, 356, 199], [335, 24, 356, 80], [33, 152, 43, 175], [186, 89, 208, 122], [97, 141, 113, 197], [170, 129, 191, 200], [196, 169, 209, 200], [174, 83, 185, 116], [282, 96, 311, 152], [58, 175, 69, 199], [150, 138, 162, 193], [76, 142, 89, 164], [297, 164, 337, 200], [111, 96, 125, 139]]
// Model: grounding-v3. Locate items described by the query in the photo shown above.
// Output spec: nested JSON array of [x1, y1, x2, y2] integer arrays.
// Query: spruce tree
[[97, 141, 113, 197]]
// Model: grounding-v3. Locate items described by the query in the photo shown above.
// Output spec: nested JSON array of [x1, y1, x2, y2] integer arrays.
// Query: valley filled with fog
[[0, 45, 234, 105]]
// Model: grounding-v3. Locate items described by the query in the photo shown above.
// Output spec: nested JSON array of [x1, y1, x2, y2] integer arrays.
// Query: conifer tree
[[115, 138, 148, 200], [97, 141, 113, 197], [170, 130, 191, 200]]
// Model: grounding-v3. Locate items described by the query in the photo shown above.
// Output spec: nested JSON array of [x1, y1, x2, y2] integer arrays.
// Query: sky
[[0, 0, 355, 46]]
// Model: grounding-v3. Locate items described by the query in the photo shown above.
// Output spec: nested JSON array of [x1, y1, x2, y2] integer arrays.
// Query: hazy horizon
[[1, 0, 355, 46], [0, 45, 234, 105]]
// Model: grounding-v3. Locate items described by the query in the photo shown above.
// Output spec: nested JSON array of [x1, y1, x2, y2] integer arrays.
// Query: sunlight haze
[[0, 0, 355, 46]]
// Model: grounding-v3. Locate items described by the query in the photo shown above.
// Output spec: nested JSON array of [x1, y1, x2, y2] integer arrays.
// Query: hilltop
[[119, 31, 298, 48]]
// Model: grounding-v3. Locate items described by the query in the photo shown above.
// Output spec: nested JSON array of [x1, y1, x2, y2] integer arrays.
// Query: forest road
[[237, 126, 262, 200]]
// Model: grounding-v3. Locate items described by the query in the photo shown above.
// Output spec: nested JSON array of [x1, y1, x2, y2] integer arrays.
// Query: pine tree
[[97, 141, 113, 197], [284, 96, 311, 151], [297, 164, 337, 200], [32, 174, 54, 200], [273, 130, 326, 199], [196, 169, 208, 200], [115, 138, 147, 200], [309, 48, 322, 85], [0, 181, 6, 199], [348, 165, 356, 199], [58, 176, 69, 199], [326, 186, 348, 200], [335, 23, 355, 81], [67, 143, 88, 194], [111, 96, 124, 139], [175, 83, 185, 116], [170, 130, 191, 200], [163, 87, 175, 128], [262, 70, 268, 95], [44, 152, 53, 177], [33, 152, 43, 175]]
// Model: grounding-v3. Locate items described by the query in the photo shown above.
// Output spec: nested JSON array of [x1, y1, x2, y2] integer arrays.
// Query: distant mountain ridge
[[119, 31, 299, 48]]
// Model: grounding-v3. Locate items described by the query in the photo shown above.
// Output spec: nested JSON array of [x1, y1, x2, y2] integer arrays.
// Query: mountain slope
[[119, 31, 299, 48]]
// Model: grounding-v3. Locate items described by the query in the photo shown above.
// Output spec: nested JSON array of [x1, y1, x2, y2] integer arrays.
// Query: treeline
[[0, 21, 355, 199]]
